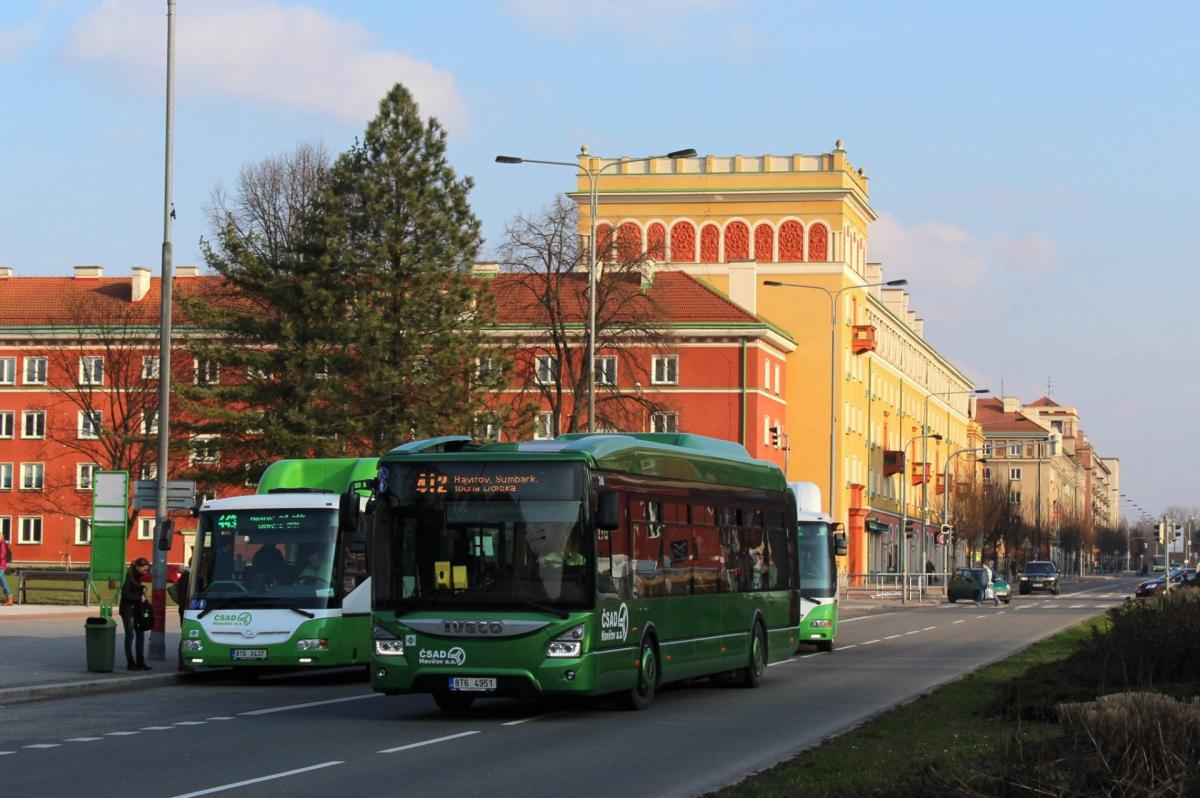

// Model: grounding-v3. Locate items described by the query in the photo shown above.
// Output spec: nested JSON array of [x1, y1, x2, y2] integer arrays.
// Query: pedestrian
[[119, 557, 153, 671], [170, 567, 190, 623], [925, 559, 937, 586], [0, 534, 13, 605], [983, 561, 1000, 607]]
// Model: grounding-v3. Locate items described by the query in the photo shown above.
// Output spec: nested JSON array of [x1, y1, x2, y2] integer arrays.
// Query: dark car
[[1135, 567, 1196, 598], [1018, 560, 1059, 595], [948, 567, 1010, 604]]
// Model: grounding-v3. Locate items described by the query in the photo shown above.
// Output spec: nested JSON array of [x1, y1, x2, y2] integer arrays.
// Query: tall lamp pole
[[496, 147, 696, 433], [150, 0, 176, 662], [899, 431, 940, 602], [943, 444, 990, 575], [763, 278, 908, 521]]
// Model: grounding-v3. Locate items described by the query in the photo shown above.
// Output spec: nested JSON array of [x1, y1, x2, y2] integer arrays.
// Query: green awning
[[866, 520, 890, 534]]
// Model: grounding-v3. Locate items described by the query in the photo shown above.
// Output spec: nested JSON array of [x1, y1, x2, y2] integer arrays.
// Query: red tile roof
[[975, 397, 1047, 433], [1027, 396, 1060, 407], [0, 276, 228, 327]]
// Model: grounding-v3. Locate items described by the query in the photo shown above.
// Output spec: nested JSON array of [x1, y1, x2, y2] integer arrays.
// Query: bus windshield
[[372, 461, 591, 612], [797, 521, 835, 598], [191, 507, 342, 610]]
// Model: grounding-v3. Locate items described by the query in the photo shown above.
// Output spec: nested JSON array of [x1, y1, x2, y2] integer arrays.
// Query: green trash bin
[[85, 616, 117, 673]]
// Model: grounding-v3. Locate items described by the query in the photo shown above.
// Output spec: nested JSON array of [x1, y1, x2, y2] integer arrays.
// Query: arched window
[[669, 221, 695, 262], [596, 223, 614, 262], [809, 223, 829, 262], [617, 222, 642, 263], [779, 221, 804, 261], [647, 223, 666, 260], [723, 221, 749, 261], [700, 224, 720, 263], [754, 224, 774, 262]]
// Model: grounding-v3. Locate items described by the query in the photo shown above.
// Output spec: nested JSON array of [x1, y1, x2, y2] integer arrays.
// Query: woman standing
[[120, 557, 152, 671]]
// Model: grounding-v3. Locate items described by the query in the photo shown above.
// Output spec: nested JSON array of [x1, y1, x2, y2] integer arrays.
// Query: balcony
[[883, 450, 904, 476], [851, 324, 877, 354]]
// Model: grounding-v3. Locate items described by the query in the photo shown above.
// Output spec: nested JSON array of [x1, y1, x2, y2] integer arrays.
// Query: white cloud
[[0, 22, 39, 62], [66, 0, 469, 132]]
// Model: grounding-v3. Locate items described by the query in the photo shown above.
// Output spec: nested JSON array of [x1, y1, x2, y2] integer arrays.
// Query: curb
[[0, 667, 229, 707]]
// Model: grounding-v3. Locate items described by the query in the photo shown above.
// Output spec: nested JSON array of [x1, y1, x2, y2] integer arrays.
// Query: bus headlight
[[296, 639, 330, 652], [546, 624, 585, 659], [181, 640, 203, 652], [375, 639, 405, 656]]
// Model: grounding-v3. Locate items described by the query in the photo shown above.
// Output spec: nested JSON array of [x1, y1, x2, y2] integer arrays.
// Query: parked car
[[948, 567, 1010, 604], [1135, 566, 1197, 598], [1018, 560, 1059, 595]]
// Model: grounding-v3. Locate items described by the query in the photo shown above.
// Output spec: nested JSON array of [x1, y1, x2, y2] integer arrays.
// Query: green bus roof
[[382, 433, 787, 493], [256, 457, 379, 495]]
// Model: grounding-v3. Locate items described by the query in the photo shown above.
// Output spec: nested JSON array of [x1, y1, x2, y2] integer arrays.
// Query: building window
[[78, 463, 99, 490], [21, 463, 44, 490], [1009, 443, 1022, 457], [763, 415, 771, 445], [189, 437, 220, 466], [535, 355, 557, 385], [21, 410, 45, 439], [142, 356, 160, 380], [982, 442, 992, 456], [774, 364, 781, 395], [0, 411, 12, 438], [1009, 467, 1022, 481], [1010, 492, 1022, 505], [474, 412, 500, 442], [595, 356, 617, 386], [0, 517, 10, 542], [23, 356, 47, 385], [19, 516, 42, 544], [0, 463, 11, 490], [138, 518, 155, 541], [476, 357, 495, 379], [79, 356, 105, 385], [194, 358, 220, 386], [534, 412, 555, 440], [983, 467, 991, 481], [76, 517, 92, 545], [79, 410, 102, 439], [0, 357, 14, 385], [652, 355, 679, 385], [142, 410, 158, 435], [650, 412, 678, 433], [764, 360, 771, 391]]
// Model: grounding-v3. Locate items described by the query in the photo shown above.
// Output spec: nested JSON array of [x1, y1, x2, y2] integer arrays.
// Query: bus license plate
[[448, 677, 496, 692], [231, 649, 268, 660]]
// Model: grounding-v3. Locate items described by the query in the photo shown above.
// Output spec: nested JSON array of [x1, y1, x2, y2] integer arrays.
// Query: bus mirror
[[156, 519, 175, 551], [348, 520, 370, 553], [833, 532, 848, 557], [339, 491, 361, 533], [596, 490, 620, 531]]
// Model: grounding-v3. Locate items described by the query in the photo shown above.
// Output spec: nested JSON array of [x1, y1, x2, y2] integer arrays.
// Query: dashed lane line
[[922, 626, 936, 631], [64, 737, 103, 742], [378, 731, 480, 754], [239, 693, 380, 717], [904, 630, 920, 635], [952, 620, 965, 624], [0, 752, 14, 756], [22, 744, 61, 749], [141, 726, 175, 731], [862, 639, 881, 645], [206, 716, 234, 721], [170, 761, 344, 798], [502, 713, 562, 726], [104, 731, 139, 736], [174, 721, 207, 727], [884, 635, 901, 640], [840, 644, 857, 649]]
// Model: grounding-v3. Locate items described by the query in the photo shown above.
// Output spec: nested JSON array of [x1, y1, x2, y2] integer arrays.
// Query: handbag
[[136, 602, 155, 632]]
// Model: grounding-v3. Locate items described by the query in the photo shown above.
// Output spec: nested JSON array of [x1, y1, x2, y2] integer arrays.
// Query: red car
[[138, 564, 185, 584]]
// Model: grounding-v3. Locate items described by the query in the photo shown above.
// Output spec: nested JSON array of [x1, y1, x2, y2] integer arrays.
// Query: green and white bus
[[369, 432, 800, 711], [790, 482, 847, 652], [181, 457, 377, 673]]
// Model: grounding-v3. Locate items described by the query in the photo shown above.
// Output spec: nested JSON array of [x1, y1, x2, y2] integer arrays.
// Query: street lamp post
[[496, 147, 696, 433], [943, 444, 990, 575], [763, 278, 908, 521], [900, 431, 941, 602]]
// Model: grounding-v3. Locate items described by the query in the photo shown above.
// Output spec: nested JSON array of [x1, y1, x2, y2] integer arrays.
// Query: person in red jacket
[[0, 535, 12, 605]]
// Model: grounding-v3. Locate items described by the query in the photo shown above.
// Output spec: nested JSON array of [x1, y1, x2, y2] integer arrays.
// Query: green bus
[[790, 481, 847, 652], [181, 457, 377, 673], [369, 432, 800, 711]]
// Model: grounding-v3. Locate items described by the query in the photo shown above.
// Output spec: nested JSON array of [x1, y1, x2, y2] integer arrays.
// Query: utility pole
[[150, 0, 176, 662]]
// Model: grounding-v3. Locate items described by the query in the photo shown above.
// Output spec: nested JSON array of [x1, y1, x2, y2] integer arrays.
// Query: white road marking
[[502, 712, 562, 725], [378, 730, 480, 754], [922, 626, 936, 631], [862, 639, 881, 645], [65, 737, 103, 742], [23, 744, 61, 749], [141, 726, 175, 731], [0, 751, 14, 756], [975, 615, 988, 619], [206, 716, 234, 721], [904, 630, 920, 635], [174, 721, 207, 726], [767, 659, 794, 667], [952, 620, 965, 624], [1014, 605, 1030, 610], [170, 761, 343, 798], [1069, 604, 1085, 608], [797, 652, 826, 659], [840, 644, 857, 649], [884, 635, 901, 640], [239, 693, 380, 717], [105, 731, 139, 736], [839, 613, 897, 623]]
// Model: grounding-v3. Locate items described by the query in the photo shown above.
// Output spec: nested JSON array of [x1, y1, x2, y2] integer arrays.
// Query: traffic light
[[769, 426, 780, 448], [940, 523, 954, 535], [904, 519, 917, 539], [1158, 519, 1168, 545]]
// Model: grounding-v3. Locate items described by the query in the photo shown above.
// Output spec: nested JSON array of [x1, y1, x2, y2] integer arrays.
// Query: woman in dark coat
[[119, 557, 152, 671]]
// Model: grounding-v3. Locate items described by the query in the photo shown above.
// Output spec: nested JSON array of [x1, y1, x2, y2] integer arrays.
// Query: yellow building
[[570, 142, 982, 576]]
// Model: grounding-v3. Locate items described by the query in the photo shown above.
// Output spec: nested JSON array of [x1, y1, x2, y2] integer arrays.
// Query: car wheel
[[617, 637, 658, 710], [742, 622, 767, 688]]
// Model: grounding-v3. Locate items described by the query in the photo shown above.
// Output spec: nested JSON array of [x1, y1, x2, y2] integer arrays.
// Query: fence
[[839, 572, 949, 601]]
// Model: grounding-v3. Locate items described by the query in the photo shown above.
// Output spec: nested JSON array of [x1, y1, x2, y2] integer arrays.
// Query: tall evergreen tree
[[319, 84, 504, 451]]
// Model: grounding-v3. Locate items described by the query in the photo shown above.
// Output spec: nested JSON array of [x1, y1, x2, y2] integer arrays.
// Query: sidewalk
[[0, 603, 200, 706]]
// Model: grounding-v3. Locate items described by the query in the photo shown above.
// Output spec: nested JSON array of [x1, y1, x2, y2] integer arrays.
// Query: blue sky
[[2, 0, 1197, 515]]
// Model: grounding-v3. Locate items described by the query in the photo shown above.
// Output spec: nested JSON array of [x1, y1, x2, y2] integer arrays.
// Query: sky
[[1, 0, 1197, 515]]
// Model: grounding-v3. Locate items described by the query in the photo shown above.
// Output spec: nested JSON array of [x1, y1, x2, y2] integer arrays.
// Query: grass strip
[[715, 615, 1109, 798]]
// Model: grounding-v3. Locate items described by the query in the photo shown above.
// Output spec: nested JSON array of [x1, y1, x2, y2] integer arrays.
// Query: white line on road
[[839, 613, 897, 623], [205, 716, 234, 721], [502, 712, 562, 725], [1069, 604, 1085, 608], [975, 615, 988, 619], [23, 744, 61, 749], [170, 761, 344, 798], [141, 726, 175, 731], [952, 620, 965, 624], [104, 732, 138, 736], [797, 652, 827, 659], [922, 626, 936, 631], [65, 737, 103, 742], [884, 635, 901, 640], [174, 721, 207, 726], [239, 694, 380, 717], [0, 752, 14, 756], [904, 630, 920, 635], [767, 659, 794, 667], [840, 644, 857, 649], [378, 731, 480, 754], [862, 639, 881, 645]]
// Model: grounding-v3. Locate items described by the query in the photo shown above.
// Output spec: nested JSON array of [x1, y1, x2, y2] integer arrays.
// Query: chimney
[[131, 266, 151, 302], [470, 262, 500, 279], [74, 265, 103, 279], [1002, 396, 1021, 413], [912, 318, 924, 338], [0, 266, 11, 279], [175, 265, 200, 277], [727, 261, 757, 314]]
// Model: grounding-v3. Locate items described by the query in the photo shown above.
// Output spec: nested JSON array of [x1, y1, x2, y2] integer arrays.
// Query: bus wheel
[[816, 639, 834, 653], [617, 638, 658, 711], [433, 691, 475, 713], [742, 623, 766, 688]]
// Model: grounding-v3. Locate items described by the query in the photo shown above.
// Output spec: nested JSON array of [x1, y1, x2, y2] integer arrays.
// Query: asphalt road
[[1, 575, 1142, 798]]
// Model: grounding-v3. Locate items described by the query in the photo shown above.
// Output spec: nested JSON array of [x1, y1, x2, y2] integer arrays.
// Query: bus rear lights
[[375, 639, 406, 656], [181, 640, 203, 652], [809, 619, 833, 629], [296, 639, 330, 652], [546, 624, 585, 658]]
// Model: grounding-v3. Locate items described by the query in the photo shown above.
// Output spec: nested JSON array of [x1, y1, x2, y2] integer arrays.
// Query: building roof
[[1027, 396, 1060, 407], [0, 275, 227, 328], [975, 397, 1047, 434]]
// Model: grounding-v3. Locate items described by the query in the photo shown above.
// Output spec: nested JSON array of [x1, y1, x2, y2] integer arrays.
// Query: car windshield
[[1024, 562, 1055, 574], [191, 507, 342, 610]]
